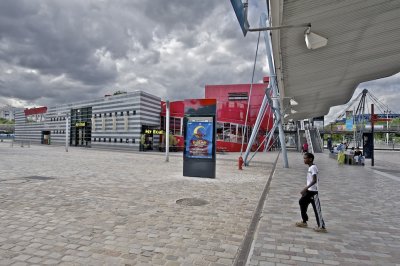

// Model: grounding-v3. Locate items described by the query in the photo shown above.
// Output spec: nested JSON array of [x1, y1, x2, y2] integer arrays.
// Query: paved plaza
[[248, 150, 400, 266], [1, 141, 400, 265], [0, 141, 276, 265]]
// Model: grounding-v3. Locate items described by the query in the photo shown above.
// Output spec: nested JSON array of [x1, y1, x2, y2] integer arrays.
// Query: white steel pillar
[[261, 13, 289, 168]]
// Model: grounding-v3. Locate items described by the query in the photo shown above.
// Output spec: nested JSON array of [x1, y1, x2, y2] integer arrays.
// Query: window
[[126, 139, 129, 143], [164, 116, 182, 136], [120, 138, 123, 143], [120, 112, 123, 116], [132, 110, 136, 115], [99, 114, 102, 118], [228, 92, 248, 101], [109, 138, 111, 142], [114, 138, 117, 143], [104, 138, 106, 142], [132, 139, 135, 143], [94, 138, 96, 142], [126, 111, 129, 116]]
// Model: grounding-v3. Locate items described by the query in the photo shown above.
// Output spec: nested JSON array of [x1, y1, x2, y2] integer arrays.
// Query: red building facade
[[161, 77, 273, 152]]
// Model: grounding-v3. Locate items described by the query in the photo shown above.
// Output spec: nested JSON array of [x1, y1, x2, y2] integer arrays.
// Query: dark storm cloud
[[7, 0, 396, 116]]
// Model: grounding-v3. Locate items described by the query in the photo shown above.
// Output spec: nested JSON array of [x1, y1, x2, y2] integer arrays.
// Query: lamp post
[[384, 110, 390, 145], [65, 115, 69, 152], [165, 101, 170, 162]]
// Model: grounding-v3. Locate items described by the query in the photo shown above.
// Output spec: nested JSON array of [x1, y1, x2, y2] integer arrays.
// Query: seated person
[[353, 147, 365, 165], [349, 147, 355, 155], [333, 145, 338, 154]]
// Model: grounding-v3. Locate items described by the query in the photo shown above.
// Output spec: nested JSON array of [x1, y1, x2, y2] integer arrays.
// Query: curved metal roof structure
[[269, 0, 400, 121]]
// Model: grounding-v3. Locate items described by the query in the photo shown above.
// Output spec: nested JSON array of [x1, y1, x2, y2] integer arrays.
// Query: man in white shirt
[[295, 152, 327, 232]]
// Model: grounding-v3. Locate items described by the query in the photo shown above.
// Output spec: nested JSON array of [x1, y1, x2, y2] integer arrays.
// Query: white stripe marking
[[373, 170, 400, 182]]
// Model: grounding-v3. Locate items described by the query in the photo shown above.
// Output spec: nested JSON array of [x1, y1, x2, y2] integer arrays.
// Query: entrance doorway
[[41, 131, 51, 145], [70, 107, 92, 147], [74, 126, 86, 146]]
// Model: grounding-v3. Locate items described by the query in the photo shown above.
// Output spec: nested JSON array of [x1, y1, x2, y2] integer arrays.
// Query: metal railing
[[10, 139, 31, 148]]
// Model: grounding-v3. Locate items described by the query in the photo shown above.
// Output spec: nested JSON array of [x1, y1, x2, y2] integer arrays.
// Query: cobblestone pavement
[[2, 141, 400, 266], [248, 150, 400, 266], [0, 141, 277, 265]]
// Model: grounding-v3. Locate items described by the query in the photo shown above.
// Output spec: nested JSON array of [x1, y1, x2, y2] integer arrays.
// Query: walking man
[[295, 152, 327, 232]]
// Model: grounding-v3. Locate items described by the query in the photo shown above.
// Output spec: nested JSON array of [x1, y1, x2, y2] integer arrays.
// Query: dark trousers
[[299, 190, 326, 228]]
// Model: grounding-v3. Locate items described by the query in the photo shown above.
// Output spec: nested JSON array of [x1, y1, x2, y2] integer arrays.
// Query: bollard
[[21, 140, 24, 147], [238, 156, 244, 170]]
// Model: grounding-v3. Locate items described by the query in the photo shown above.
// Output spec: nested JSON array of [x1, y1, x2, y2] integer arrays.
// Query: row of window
[[48, 110, 136, 121], [93, 138, 136, 143], [94, 110, 136, 118], [50, 117, 66, 121], [216, 122, 252, 144], [53, 130, 65, 134]]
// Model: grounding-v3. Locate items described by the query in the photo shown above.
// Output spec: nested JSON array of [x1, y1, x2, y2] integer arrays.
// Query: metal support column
[[243, 92, 269, 165], [241, 12, 289, 168], [261, 13, 289, 168]]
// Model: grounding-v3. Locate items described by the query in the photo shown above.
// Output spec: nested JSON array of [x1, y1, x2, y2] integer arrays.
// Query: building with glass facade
[[14, 91, 160, 150]]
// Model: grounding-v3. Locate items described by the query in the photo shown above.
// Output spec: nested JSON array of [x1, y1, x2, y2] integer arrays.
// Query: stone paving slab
[[249, 150, 400, 266], [0, 142, 277, 265]]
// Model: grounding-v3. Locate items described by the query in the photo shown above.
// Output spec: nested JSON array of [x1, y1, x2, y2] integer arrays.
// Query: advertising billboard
[[185, 119, 213, 159], [345, 111, 353, 131], [183, 99, 216, 178]]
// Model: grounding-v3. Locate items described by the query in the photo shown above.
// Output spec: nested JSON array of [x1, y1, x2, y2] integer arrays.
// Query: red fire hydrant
[[238, 156, 244, 170]]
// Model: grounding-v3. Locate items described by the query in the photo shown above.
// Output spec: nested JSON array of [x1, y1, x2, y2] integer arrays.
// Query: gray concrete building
[[0, 105, 22, 121], [14, 91, 161, 150]]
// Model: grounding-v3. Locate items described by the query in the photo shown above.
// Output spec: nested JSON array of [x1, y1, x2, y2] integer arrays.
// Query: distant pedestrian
[[295, 152, 327, 233], [302, 142, 308, 154], [327, 137, 332, 152]]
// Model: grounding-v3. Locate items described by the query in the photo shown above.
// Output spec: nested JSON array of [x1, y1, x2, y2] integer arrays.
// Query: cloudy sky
[[1, 0, 399, 121]]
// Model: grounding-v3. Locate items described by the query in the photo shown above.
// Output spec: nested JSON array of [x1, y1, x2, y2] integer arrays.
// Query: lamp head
[[305, 27, 328, 50]]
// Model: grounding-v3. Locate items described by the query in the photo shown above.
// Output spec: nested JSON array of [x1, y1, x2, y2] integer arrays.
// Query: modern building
[[15, 91, 160, 150], [15, 78, 273, 152], [0, 105, 22, 121], [160, 77, 273, 152]]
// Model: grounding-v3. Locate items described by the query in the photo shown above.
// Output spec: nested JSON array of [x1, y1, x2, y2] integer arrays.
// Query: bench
[[328, 152, 363, 166]]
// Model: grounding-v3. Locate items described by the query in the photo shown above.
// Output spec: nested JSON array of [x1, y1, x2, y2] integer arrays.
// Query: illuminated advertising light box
[[185, 118, 213, 159], [183, 99, 216, 178]]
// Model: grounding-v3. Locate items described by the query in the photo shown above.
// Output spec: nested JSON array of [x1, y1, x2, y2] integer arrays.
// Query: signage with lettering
[[75, 122, 86, 127], [144, 129, 164, 135]]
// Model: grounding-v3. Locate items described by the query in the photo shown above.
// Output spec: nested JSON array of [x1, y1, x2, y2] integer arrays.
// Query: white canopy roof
[[269, 0, 400, 121]]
